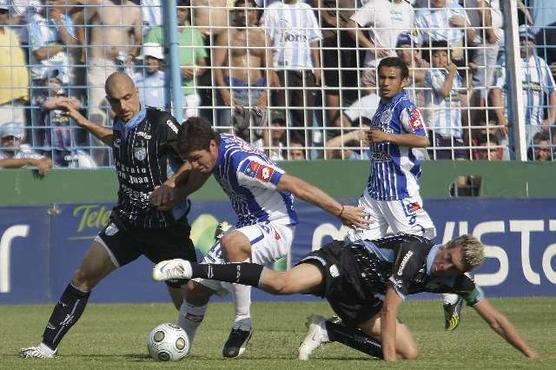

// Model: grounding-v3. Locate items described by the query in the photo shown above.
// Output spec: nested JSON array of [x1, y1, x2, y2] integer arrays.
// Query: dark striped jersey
[[350, 233, 484, 306], [111, 106, 188, 229]]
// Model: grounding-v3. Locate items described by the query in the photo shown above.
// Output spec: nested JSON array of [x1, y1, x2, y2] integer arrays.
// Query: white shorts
[[346, 192, 436, 242], [195, 222, 295, 294]]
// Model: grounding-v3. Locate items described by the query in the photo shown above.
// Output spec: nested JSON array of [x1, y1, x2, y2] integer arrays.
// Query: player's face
[[378, 66, 407, 99], [107, 85, 141, 122], [187, 140, 219, 173], [432, 246, 466, 276]]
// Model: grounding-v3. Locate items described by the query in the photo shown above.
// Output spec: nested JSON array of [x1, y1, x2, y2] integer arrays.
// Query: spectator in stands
[[347, 0, 414, 89], [33, 76, 97, 168], [288, 138, 306, 160], [140, 0, 161, 34], [77, 0, 143, 165], [191, 0, 229, 38], [0, 1, 29, 131], [28, 1, 78, 144], [396, 32, 429, 108], [0, 122, 53, 175], [529, 132, 552, 161], [262, 0, 322, 149], [317, 0, 360, 128], [133, 42, 166, 110], [424, 40, 468, 159], [213, 0, 272, 140], [254, 116, 286, 161], [415, 0, 476, 66], [476, 133, 503, 160], [325, 127, 370, 160], [145, 0, 207, 118], [464, 0, 503, 125], [491, 26, 556, 145]]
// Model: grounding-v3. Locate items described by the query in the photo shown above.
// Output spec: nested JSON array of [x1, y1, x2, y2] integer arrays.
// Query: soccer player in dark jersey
[[19, 72, 203, 359], [153, 233, 539, 361]]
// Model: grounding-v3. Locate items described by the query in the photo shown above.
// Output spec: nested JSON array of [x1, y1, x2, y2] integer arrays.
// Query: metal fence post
[[163, 0, 184, 123]]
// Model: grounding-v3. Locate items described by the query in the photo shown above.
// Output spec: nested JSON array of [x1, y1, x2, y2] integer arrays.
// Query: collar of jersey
[[381, 90, 406, 107], [114, 105, 146, 139], [426, 244, 442, 276]]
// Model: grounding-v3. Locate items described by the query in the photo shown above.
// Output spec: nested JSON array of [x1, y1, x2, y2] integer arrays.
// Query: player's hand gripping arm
[[276, 174, 369, 229], [381, 284, 402, 361], [55, 100, 113, 145], [472, 299, 538, 358], [150, 162, 211, 211]]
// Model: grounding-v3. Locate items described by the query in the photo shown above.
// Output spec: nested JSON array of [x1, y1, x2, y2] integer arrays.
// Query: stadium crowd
[[1, 0, 556, 168]]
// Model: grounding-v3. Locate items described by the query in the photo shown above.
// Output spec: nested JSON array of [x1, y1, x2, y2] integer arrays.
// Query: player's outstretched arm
[[55, 100, 113, 145], [472, 299, 538, 358], [276, 174, 369, 229]]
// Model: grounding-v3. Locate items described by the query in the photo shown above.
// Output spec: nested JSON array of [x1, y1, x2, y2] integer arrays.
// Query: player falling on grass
[[153, 233, 539, 361], [19, 72, 205, 359], [150, 116, 368, 358], [346, 56, 464, 330]]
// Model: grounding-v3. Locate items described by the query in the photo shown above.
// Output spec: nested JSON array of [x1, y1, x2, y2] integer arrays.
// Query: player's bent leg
[[220, 231, 252, 262], [177, 280, 215, 353], [20, 241, 117, 359], [259, 263, 324, 295]]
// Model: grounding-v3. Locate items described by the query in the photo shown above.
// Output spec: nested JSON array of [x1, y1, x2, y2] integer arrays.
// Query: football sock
[[178, 301, 207, 345], [231, 283, 252, 330], [324, 320, 383, 359], [42, 283, 91, 350], [191, 263, 264, 287]]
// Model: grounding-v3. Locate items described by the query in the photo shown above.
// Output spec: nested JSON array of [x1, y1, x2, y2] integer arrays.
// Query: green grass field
[[1, 298, 555, 369]]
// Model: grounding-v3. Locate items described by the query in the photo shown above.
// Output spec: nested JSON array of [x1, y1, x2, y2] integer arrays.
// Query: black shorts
[[297, 240, 383, 327], [96, 216, 197, 288]]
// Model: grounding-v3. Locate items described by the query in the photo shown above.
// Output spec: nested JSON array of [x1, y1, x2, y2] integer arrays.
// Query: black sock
[[191, 263, 264, 287], [42, 283, 91, 350], [325, 320, 383, 359]]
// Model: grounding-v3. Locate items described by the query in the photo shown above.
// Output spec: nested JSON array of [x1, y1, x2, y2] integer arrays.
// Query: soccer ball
[[147, 323, 190, 361]]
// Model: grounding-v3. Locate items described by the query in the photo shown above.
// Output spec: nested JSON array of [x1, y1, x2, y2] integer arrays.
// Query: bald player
[[19, 72, 203, 359]]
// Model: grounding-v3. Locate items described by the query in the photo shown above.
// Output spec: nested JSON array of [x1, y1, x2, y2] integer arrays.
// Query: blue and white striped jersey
[[424, 68, 464, 138], [495, 54, 556, 128], [414, 3, 469, 47], [366, 91, 428, 201], [261, 1, 322, 70], [214, 134, 298, 228]]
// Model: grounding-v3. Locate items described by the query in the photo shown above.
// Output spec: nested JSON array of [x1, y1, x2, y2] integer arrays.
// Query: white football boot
[[152, 259, 193, 281], [298, 314, 330, 360], [19, 343, 57, 359]]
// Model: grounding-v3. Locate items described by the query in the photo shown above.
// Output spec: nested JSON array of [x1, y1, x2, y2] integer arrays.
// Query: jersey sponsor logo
[[166, 119, 179, 134], [136, 131, 152, 140], [397, 250, 414, 276], [134, 147, 147, 161], [257, 165, 274, 183], [243, 160, 260, 178], [113, 137, 121, 149], [409, 108, 424, 130]]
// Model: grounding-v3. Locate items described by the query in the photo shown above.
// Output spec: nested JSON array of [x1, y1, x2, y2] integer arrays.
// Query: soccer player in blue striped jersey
[[346, 57, 462, 331], [151, 117, 368, 358]]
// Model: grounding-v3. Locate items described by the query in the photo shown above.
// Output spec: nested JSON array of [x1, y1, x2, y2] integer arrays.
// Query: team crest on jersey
[[257, 165, 274, 183], [243, 160, 260, 178], [379, 109, 393, 128], [113, 137, 121, 149], [409, 108, 424, 130], [134, 147, 147, 161], [105, 223, 119, 236]]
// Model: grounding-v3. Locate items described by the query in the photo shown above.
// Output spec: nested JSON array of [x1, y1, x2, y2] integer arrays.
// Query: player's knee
[[220, 233, 250, 262], [71, 268, 96, 291], [185, 281, 212, 306], [400, 345, 419, 360]]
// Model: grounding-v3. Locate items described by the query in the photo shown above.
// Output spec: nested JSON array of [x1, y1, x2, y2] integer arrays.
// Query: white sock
[[39, 342, 56, 355], [231, 283, 252, 330], [442, 293, 460, 305], [177, 301, 207, 345]]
